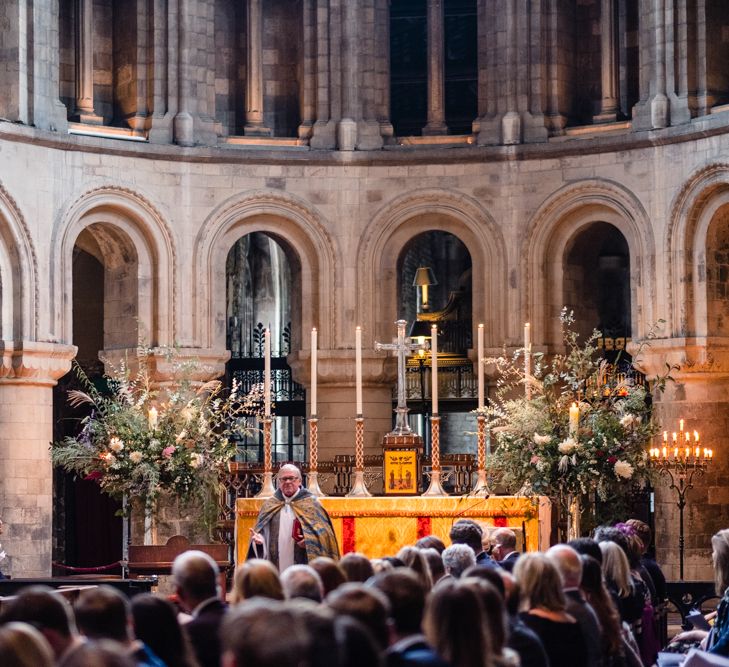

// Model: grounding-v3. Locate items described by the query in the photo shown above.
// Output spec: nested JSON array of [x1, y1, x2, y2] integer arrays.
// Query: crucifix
[[375, 319, 428, 436]]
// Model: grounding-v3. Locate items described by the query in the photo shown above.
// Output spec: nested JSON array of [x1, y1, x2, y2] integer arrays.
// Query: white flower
[[190, 453, 204, 468], [175, 429, 187, 444], [109, 437, 124, 453], [558, 455, 571, 472], [129, 451, 143, 464], [533, 433, 551, 446], [614, 460, 634, 479], [619, 414, 639, 429], [558, 437, 578, 454]]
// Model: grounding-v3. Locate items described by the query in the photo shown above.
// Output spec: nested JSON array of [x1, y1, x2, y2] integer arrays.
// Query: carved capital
[[0, 341, 77, 386], [631, 337, 729, 381]]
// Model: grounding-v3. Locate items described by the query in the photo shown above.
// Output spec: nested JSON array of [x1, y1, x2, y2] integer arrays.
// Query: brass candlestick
[[255, 416, 276, 498], [471, 413, 489, 495], [423, 415, 448, 496], [306, 417, 325, 496], [347, 416, 371, 497]]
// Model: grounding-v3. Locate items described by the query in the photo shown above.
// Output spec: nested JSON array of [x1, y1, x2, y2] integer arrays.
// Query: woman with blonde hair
[[231, 558, 284, 603], [0, 622, 54, 667], [513, 552, 588, 667], [599, 540, 644, 627], [397, 545, 434, 590]]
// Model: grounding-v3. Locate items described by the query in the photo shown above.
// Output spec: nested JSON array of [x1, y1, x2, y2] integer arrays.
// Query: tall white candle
[[524, 322, 531, 399], [355, 326, 363, 415], [148, 406, 158, 430], [311, 328, 318, 416], [569, 402, 579, 436], [264, 328, 271, 417], [477, 323, 485, 410], [431, 324, 438, 415]]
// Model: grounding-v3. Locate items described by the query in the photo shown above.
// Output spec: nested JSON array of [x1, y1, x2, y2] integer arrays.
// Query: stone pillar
[[74, 0, 102, 124], [298, 0, 317, 142], [595, 0, 619, 123], [0, 342, 76, 578], [244, 0, 272, 136], [666, 0, 691, 125], [636, 341, 729, 581], [695, 0, 710, 116], [310, 0, 336, 149], [422, 0, 448, 136], [173, 0, 194, 146], [337, 0, 358, 150], [633, 0, 669, 129], [375, 0, 394, 143]]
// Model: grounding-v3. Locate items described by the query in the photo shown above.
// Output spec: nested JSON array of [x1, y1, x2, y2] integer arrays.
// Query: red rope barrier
[[51, 561, 122, 574]]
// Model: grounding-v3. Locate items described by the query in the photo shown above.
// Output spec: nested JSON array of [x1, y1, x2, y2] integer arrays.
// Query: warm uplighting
[[649, 421, 713, 464]]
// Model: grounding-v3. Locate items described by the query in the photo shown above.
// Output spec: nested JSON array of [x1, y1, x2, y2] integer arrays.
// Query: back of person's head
[[73, 586, 130, 643], [449, 520, 483, 554], [424, 581, 492, 667], [579, 554, 623, 656], [333, 615, 384, 667], [281, 565, 325, 602], [58, 640, 136, 667], [491, 528, 517, 551], [0, 586, 76, 658], [593, 525, 631, 561], [513, 552, 566, 612], [172, 550, 219, 605], [339, 553, 375, 583], [370, 569, 426, 637], [462, 565, 506, 598], [233, 559, 283, 603], [420, 548, 445, 583], [442, 543, 476, 578], [712, 529, 729, 595], [415, 535, 446, 554], [286, 600, 338, 667], [498, 570, 520, 617], [567, 537, 603, 564], [546, 544, 583, 589], [599, 539, 632, 598], [309, 557, 347, 596], [0, 622, 54, 667], [325, 582, 390, 650], [625, 519, 652, 553], [613, 523, 643, 567], [396, 546, 433, 590], [461, 577, 508, 654], [131, 593, 196, 667], [221, 598, 309, 667]]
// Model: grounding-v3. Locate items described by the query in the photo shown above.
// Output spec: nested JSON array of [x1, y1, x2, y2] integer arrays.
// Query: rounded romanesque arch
[[359, 189, 507, 347], [51, 186, 176, 347], [668, 164, 729, 338], [194, 190, 338, 352], [525, 179, 655, 347], [0, 183, 37, 341]]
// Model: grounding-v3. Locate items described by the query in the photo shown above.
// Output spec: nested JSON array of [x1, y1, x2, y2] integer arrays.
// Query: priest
[[248, 464, 340, 571]]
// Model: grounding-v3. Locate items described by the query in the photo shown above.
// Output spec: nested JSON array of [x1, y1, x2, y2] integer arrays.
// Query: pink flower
[[162, 445, 176, 459], [530, 455, 540, 465]]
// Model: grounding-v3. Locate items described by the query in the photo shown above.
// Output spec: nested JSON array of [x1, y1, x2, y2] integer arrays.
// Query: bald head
[[546, 544, 583, 589], [172, 550, 220, 610], [278, 465, 303, 498]]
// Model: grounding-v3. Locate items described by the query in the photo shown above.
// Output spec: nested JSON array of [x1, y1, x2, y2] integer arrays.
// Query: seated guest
[[625, 518, 666, 603], [415, 536, 446, 554], [0, 622, 54, 667], [371, 569, 448, 667], [334, 615, 385, 667], [513, 552, 588, 667], [131, 594, 199, 667], [310, 557, 347, 596], [340, 552, 375, 583], [397, 546, 433, 591], [220, 598, 310, 667], [420, 549, 446, 585], [449, 520, 495, 567], [286, 600, 339, 667], [0, 585, 84, 662], [441, 544, 476, 581], [490, 528, 520, 572], [172, 550, 227, 667], [326, 583, 391, 652], [231, 558, 284, 603], [59, 640, 136, 667], [73, 586, 165, 666], [546, 545, 603, 667], [424, 580, 495, 667], [598, 541, 645, 628], [281, 564, 325, 602], [568, 537, 603, 565]]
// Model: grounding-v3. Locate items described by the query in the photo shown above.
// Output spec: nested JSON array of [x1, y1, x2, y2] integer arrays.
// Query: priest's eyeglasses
[[279, 476, 298, 482]]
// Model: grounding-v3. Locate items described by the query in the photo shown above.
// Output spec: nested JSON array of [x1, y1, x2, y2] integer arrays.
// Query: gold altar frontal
[[235, 496, 551, 565]]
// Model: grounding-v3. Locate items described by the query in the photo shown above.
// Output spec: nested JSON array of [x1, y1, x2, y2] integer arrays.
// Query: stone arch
[[0, 184, 37, 341], [668, 164, 729, 338], [526, 179, 655, 346], [194, 190, 337, 351], [359, 189, 507, 347], [52, 186, 176, 347]]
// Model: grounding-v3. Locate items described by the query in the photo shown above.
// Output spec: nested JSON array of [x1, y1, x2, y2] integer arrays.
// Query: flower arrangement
[[51, 347, 262, 534], [486, 310, 673, 530]]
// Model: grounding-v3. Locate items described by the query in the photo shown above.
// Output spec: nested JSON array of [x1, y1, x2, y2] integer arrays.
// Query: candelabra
[[649, 421, 714, 580]]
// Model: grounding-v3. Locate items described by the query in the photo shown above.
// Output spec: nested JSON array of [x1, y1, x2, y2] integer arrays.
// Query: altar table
[[235, 496, 551, 565]]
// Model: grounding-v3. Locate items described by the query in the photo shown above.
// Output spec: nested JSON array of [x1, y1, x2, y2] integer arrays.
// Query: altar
[[235, 495, 551, 565]]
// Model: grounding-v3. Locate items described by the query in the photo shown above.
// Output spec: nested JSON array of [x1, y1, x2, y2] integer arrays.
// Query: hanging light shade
[[409, 320, 432, 339], [412, 266, 438, 287]]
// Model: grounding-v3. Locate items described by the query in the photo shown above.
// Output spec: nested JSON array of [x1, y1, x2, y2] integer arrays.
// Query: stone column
[[244, 0, 272, 136], [75, 0, 102, 124], [595, 0, 619, 123], [173, 0, 194, 146], [298, 0, 317, 142], [501, 0, 520, 144], [375, 0, 394, 143], [0, 342, 76, 578], [695, 0, 710, 116], [636, 341, 729, 581], [422, 0, 448, 136], [651, 0, 669, 128], [667, 0, 691, 125], [310, 0, 336, 149], [337, 0, 358, 150]]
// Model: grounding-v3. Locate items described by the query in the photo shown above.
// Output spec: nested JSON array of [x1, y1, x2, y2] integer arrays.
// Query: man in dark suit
[[371, 569, 448, 667], [491, 528, 520, 572], [173, 550, 228, 667], [449, 519, 497, 568]]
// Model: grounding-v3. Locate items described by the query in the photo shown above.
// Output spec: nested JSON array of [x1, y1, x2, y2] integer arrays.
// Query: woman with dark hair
[[415, 535, 446, 554], [423, 580, 495, 667], [310, 557, 347, 596], [339, 553, 375, 583], [513, 552, 588, 667], [131, 594, 200, 667]]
